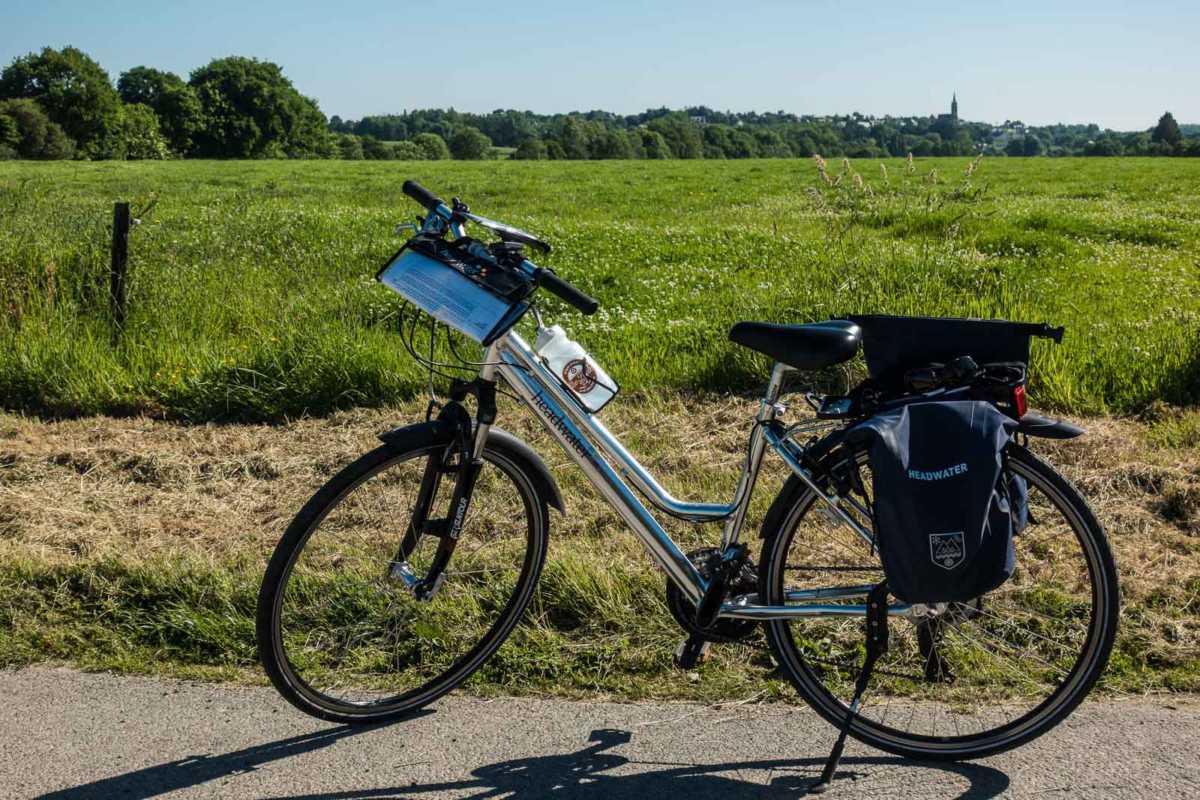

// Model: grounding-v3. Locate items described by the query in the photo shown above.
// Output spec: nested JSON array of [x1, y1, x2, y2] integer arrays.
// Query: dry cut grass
[[0, 394, 1197, 698]]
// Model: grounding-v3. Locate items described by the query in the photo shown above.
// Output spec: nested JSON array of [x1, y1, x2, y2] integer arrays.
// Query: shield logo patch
[[930, 532, 966, 570]]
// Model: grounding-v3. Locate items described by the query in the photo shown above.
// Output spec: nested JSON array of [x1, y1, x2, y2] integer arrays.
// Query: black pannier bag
[[848, 400, 1020, 604], [846, 314, 1064, 395]]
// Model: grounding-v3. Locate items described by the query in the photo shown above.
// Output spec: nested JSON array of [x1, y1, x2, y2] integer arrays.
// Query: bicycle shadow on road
[[40, 723, 1009, 800], [269, 728, 1008, 799], [35, 715, 422, 800]]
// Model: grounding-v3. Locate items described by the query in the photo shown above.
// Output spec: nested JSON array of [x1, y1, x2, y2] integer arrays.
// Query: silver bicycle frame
[[487, 330, 911, 620]]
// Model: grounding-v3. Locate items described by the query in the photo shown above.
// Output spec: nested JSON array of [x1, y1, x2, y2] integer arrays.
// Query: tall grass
[[1, 158, 1198, 421]]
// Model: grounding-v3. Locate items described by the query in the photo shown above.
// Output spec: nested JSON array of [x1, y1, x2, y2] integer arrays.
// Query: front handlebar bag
[[848, 400, 1019, 604], [376, 235, 533, 345]]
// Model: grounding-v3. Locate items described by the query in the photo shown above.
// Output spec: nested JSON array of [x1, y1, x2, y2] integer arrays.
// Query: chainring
[[665, 547, 761, 643]]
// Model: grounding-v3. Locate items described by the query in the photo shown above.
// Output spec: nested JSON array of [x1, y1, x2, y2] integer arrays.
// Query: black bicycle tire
[[256, 426, 549, 724], [759, 444, 1120, 761]]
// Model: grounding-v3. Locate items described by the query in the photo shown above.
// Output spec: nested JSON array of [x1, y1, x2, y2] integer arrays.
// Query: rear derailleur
[[665, 546, 760, 669]]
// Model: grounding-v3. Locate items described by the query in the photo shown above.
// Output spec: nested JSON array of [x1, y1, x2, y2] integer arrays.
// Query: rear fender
[[1016, 411, 1084, 440]]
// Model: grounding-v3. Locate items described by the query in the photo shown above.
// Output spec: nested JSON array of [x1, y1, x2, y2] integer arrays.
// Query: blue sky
[[2, 1, 1194, 130]]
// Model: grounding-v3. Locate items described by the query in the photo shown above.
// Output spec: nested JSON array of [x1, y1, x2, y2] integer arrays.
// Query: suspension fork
[[391, 373, 498, 601]]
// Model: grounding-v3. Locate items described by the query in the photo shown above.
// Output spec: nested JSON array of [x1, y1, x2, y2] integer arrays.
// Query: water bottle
[[535, 325, 618, 413]]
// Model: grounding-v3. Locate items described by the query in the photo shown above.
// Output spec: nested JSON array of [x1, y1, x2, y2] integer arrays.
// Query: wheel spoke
[[266, 444, 544, 717], [763, 446, 1116, 754]]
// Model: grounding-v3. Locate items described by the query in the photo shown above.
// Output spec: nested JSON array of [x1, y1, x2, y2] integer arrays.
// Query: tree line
[[1, 46, 1196, 161]]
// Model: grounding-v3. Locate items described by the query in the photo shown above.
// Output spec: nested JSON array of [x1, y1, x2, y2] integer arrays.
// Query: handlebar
[[535, 269, 599, 315], [402, 180, 446, 212], [402, 180, 599, 315]]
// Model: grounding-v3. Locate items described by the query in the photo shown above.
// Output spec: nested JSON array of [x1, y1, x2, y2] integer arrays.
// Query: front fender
[[378, 421, 564, 513]]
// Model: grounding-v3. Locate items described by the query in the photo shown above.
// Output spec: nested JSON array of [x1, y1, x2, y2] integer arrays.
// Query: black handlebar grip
[[537, 269, 599, 315], [402, 180, 445, 211]]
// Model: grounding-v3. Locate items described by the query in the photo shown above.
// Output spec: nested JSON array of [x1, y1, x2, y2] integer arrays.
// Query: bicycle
[[256, 181, 1119, 768]]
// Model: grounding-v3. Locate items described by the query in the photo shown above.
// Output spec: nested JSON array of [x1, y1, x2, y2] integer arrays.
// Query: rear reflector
[[1012, 384, 1028, 418]]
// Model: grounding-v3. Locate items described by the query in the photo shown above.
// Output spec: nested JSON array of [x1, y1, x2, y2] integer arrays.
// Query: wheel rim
[[271, 446, 542, 714], [767, 448, 1115, 754]]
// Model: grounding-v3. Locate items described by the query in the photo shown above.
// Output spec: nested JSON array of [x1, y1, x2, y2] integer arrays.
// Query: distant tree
[[1085, 137, 1123, 156], [120, 103, 170, 159], [702, 124, 734, 156], [511, 138, 547, 160], [1151, 112, 1182, 146], [0, 98, 75, 159], [593, 128, 633, 159], [623, 129, 646, 159], [638, 128, 672, 159], [412, 132, 450, 160], [647, 114, 702, 158], [0, 113, 18, 155], [117, 66, 202, 154], [1005, 137, 1025, 157], [336, 133, 363, 160], [188, 57, 329, 158], [727, 129, 759, 158], [0, 46, 122, 157], [752, 128, 791, 157], [449, 126, 492, 159], [390, 140, 424, 160], [360, 135, 392, 159], [1023, 134, 1044, 156], [558, 117, 592, 159], [544, 139, 566, 160]]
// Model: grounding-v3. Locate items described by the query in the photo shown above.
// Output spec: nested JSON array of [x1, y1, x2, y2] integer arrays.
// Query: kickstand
[[809, 582, 890, 795]]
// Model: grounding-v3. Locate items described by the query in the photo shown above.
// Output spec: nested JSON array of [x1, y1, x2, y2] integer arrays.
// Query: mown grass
[[0, 399, 1197, 700], [1, 157, 1198, 421]]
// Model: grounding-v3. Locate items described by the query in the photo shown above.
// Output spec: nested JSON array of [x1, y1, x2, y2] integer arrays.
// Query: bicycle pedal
[[672, 635, 711, 669]]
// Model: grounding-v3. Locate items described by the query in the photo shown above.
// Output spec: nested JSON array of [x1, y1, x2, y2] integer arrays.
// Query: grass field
[[1, 157, 1198, 421], [1, 399, 1197, 699], [1, 157, 1198, 703]]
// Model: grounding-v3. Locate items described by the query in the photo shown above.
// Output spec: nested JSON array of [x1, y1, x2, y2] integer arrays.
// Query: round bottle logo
[[563, 358, 598, 394]]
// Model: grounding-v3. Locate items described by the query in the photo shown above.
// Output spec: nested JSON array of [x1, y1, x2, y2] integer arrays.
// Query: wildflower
[[964, 154, 983, 177], [812, 154, 832, 185], [906, 152, 915, 173], [880, 163, 889, 182]]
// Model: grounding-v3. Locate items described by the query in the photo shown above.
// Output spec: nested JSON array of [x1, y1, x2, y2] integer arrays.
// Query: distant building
[[937, 93, 959, 125]]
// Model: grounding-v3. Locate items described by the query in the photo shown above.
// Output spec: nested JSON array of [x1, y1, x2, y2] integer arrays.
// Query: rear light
[[1012, 384, 1028, 418]]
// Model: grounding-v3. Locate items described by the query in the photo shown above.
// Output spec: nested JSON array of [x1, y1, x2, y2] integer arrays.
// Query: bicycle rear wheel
[[760, 444, 1119, 760], [257, 424, 548, 723]]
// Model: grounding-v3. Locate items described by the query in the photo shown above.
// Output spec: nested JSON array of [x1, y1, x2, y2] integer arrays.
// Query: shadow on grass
[[42, 724, 1009, 800]]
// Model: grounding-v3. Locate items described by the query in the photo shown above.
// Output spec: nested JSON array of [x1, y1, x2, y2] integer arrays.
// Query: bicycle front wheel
[[257, 424, 549, 723], [760, 443, 1119, 760]]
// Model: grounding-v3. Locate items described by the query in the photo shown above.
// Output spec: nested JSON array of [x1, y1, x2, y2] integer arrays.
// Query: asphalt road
[[1, 667, 1197, 799]]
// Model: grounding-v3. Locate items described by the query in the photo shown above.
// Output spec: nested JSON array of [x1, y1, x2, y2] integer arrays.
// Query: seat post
[[718, 361, 792, 553], [758, 362, 792, 422]]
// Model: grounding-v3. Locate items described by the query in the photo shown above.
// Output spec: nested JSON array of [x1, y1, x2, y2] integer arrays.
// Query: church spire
[[951, 92, 959, 122]]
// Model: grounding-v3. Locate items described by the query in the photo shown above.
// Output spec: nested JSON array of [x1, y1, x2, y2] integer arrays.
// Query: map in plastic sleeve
[[379, 249, 514, 343]]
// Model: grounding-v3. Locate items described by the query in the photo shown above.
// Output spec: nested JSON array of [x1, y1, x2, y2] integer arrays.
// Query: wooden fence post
[[110, 202, 130, 335]]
